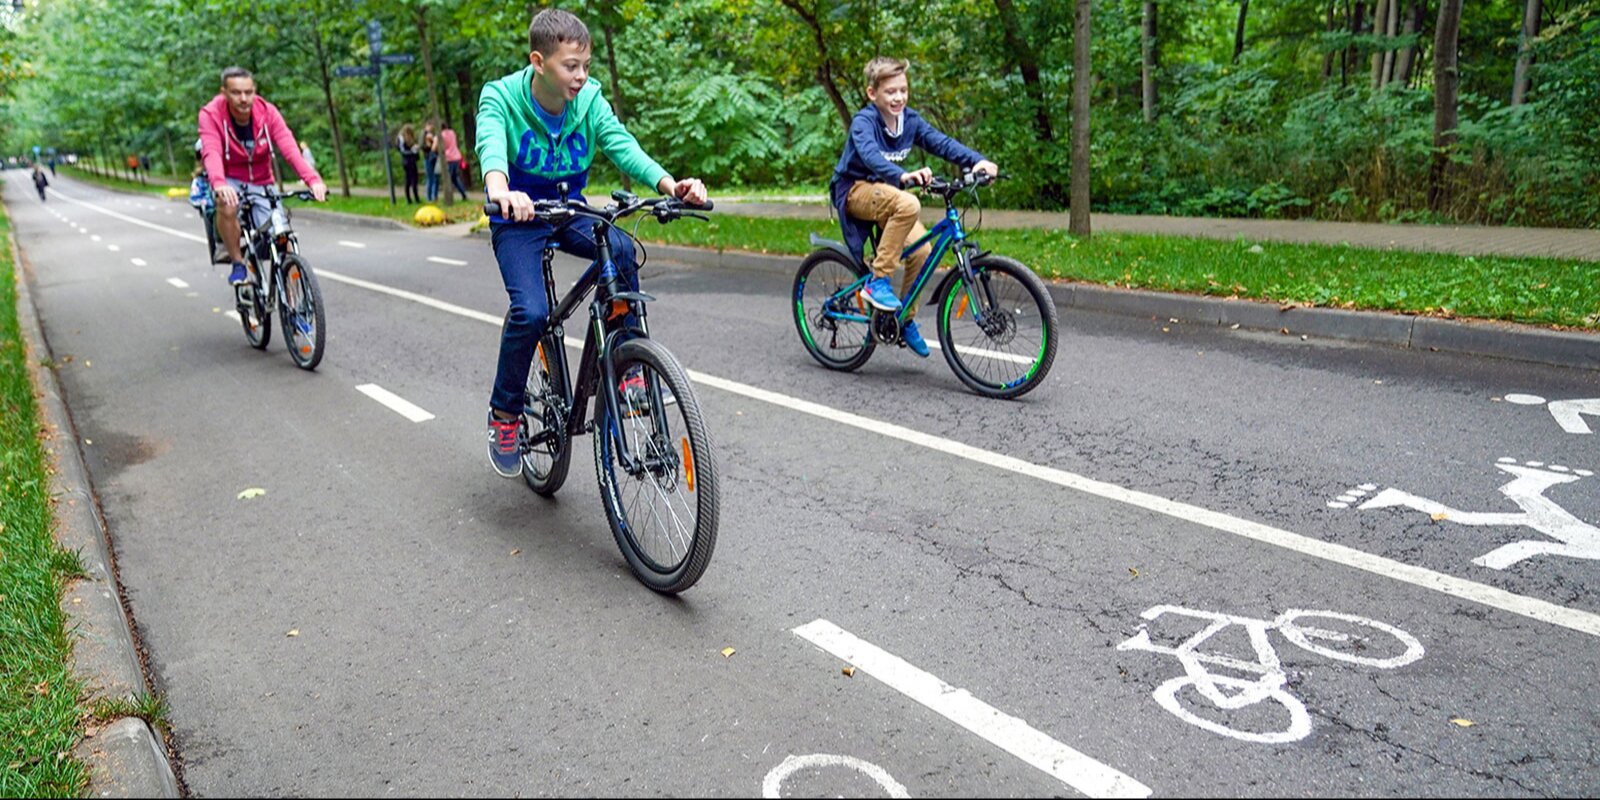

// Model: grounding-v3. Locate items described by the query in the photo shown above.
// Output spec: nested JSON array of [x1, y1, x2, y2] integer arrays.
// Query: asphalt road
[[8, 171, 1600, 797]]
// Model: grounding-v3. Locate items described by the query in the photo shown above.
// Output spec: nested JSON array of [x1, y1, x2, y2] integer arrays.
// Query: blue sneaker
[[227, 261, 249, 285], [902, 321, 930, 357], [486, 412, 523, 478], [858, 277, 903, 312]]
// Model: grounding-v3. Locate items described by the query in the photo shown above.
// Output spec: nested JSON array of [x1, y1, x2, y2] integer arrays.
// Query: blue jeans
[[424, 154, 440, 201], [489, 215, 639, 415]]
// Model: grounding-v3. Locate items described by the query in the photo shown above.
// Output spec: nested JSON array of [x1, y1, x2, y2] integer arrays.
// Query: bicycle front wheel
[[278, 253, 326, 370], [935, 255, 1058, 399], [593, 338, 719, 593]]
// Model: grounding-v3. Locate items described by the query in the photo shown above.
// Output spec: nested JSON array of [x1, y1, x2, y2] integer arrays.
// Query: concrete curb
[[632, 241, 1598, 372], [9, 232, 180, 797]]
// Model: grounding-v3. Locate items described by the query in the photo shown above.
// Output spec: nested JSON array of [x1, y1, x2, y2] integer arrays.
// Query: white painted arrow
[[1549, 398, 1600, 435]]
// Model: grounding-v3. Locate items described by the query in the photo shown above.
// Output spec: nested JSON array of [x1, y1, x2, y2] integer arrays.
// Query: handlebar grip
[[484, 202, 501, 216], [686, 200, 714, 212]]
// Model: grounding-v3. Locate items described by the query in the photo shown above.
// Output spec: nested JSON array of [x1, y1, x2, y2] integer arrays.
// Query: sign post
[[333, 20, 417, 205]]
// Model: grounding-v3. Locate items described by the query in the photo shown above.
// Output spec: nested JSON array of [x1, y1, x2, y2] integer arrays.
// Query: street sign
[[367, 19, 382, 54], [335, 65, 378, 78], [378, 53, 415, 65]]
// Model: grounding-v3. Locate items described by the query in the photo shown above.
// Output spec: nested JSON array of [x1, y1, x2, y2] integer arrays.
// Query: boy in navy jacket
[[829, 57, 997, 356]]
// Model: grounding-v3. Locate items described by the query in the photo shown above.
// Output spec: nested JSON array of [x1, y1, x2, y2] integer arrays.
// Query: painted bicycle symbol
[[1117, 605, 1424, 743]]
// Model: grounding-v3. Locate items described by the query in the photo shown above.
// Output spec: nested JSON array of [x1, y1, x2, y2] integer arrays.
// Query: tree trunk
[[416, 5, 442, 126], [1370, 0, 1390, 86], [1394, 2, 1421, 87], [164, 132, 176, 179], [1322, 0, 1338, 81], [1380, 0, 1401, 85], [1511, 0, 1542, 105], [1069, 0, 1092, 237], [311, 27, 351, 197], [1142, 1, 1158, 122], [457, 68, 476, 191], [599, 16, 632, 191], [994, 0, 1067, 205], [1429, 0, 1462, 212], [1344, 1, 1367, 87], [778, 0, 855, 128], [1233, 0, 1250, 63]]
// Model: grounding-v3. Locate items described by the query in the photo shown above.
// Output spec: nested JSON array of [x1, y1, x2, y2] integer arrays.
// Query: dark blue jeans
[[489, 215, 639, 415]]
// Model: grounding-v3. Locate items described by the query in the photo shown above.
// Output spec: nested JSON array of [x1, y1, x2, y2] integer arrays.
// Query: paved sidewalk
[[719, 201, 1600, 262]]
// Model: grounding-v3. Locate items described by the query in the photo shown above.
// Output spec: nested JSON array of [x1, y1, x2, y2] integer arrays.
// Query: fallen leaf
[[1168, 318, 1179, 324], [237, 488, 266, 500], [1229, 323, 1240, 330], [510, 548, 521, 556], [720, 647, 736, 658], [1450, 718, 1475, 727], [842, 666, 856, 677], [1300, 335, 1309, 341], [1128, 567, 1140, 578], [1431, 512, 1449, 522], [1161, 327, 1170, 333], [1375, 380, 1384, 385], [286, 629, 299, 637], [1280, 327, 1291, 335], [83, 360, 91, 368], [71, 597, 81, 605]]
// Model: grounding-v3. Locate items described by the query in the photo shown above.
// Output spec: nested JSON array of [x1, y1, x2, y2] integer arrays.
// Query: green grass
[[627, 215, 1600, 330], [0, 200, 92, 797]]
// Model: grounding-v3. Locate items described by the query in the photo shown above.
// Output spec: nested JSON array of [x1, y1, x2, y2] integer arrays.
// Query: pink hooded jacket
[[198, 94, 322, 189]]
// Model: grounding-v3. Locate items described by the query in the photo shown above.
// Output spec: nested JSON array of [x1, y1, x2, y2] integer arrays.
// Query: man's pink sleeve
[[198, 109, 229, 189], [265, 102, 323, 187]]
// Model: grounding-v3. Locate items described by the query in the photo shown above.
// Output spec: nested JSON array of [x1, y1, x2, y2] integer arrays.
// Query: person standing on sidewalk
[[397, 123, 422, 203], [422, 120, 440, 202]]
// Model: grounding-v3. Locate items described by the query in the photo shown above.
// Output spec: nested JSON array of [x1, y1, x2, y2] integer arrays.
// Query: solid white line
[[51, 190, 207, 243], [355, 383, 435, 423], [87, 201, 1600, 640], [130, 258, 147, 267], [166, 278, 189, 289], [793, 619, 1152, 799], [427, 256, 468, 266], [338, 240, 367, 249]]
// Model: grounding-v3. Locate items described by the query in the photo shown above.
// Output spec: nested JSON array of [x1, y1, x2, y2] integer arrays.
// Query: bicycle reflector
[[681, 436, 695, 493]]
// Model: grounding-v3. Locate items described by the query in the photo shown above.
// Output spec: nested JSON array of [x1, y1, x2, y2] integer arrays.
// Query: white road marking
[[130, 258, 147, 267], [793, 619, 1151, 799], [338, 240, 367, 249], [1505, 393, 1546, 405], [90, 234, 101, 241], [82, 203, 1600, 640], [107, 244, 120, 251], [427, 256, 468, 266], [225, 310, 241, 322], [761, 754, 908, 799], [355, 384, 435, 423], [50, 190, 207, 243], [166, 278, 189, 289]]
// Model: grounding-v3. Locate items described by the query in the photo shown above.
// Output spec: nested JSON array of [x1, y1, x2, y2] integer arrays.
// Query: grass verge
[[626, 214, 1600, 330], [0, 197, 92, 797]]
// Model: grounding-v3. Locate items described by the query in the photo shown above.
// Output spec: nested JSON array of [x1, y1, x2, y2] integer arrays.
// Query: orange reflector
[[289, 268, 299, 281], [536, 342, 548, 371], [681, 437, 695, 492], [955, 295, 970, 319], [300, 345, 311, 354], [609, 299, 629, 320]]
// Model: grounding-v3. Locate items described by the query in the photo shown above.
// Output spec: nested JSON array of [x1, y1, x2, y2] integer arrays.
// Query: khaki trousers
[[846, 181, 935, 319]]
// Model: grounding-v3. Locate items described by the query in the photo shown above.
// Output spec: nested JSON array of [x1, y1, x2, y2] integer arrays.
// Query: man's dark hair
[[220, 66, 253, 85], [528, 8, 591, 55]]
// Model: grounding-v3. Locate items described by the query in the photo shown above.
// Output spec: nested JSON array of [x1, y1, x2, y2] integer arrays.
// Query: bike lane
[[11, 175, 1599, 795]]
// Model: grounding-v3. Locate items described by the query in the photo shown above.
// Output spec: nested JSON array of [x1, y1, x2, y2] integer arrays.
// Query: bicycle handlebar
[[484, 193, 714, 223], [920, 171, 1007, 196]]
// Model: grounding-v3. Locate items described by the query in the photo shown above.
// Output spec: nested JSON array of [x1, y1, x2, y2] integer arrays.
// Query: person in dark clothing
[[397, 123, 421, 203], [32, 165, 49, 201]]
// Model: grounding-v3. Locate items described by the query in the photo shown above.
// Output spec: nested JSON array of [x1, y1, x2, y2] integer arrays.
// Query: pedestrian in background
[[423, 120, 440, 202], [397, 123, 421, 203]]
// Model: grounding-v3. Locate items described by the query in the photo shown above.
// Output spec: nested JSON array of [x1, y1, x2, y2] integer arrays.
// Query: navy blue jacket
[[829, 106, 985, 262]]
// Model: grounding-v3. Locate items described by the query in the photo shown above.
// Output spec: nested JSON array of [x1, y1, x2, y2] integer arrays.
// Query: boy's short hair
[[863, 57, 909, 91], [529, 8, 591, 55]]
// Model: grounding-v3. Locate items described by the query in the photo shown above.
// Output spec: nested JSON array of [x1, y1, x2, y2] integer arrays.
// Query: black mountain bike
[[484, 190, 719, 594], [233, 187, 327, 370]]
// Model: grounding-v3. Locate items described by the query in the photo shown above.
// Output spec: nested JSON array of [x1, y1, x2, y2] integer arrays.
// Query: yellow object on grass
[[164, 187, 188, 198], [413, 205, 446, 226]]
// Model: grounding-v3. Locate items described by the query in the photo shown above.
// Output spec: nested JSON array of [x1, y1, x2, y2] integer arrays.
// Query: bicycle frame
[[524, 220, 668, 478], [820, 198, 992, 331]]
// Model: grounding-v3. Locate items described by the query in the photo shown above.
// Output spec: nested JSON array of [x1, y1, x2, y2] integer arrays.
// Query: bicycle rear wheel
[[793, 250, 875, 371], [279, 253, 326, 370], [935, 255, 1058, 399], [521, 337, 571, 496], [237, 255, 271, 350], [593, 338, 718, 593]]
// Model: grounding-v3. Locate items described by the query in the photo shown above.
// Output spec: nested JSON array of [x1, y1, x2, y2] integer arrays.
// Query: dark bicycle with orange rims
[[484, 189, 719, 594], [232, 186, 326, 370]]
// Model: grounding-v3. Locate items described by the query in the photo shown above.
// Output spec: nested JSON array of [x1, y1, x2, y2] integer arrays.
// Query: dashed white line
[[794, 619, 1151, 799], [107, 244, 120, 252], [166, 278, 190, 289], [90, 234, 102, 242], [338, 240, 367, 249], [355, 384, 435, 423], [130, 258, 147, 267], [427, 256, 468, 266]]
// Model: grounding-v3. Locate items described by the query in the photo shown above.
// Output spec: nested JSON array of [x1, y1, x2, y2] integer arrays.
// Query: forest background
[[0, 0, 1595, 228]]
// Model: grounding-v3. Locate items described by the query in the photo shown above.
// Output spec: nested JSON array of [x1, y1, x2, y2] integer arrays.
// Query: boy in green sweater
[[477, 8, 708, 478]]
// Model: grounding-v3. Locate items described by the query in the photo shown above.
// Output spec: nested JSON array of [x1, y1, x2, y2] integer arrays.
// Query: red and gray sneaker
[[486, 412, 523, 478]]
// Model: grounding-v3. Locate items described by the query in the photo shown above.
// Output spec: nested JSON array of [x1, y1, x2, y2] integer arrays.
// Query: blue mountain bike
[[792, 172, 1058, 399]]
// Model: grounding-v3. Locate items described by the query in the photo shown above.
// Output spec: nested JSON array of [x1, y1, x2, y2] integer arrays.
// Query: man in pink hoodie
[[198, 66, 327, 285]]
